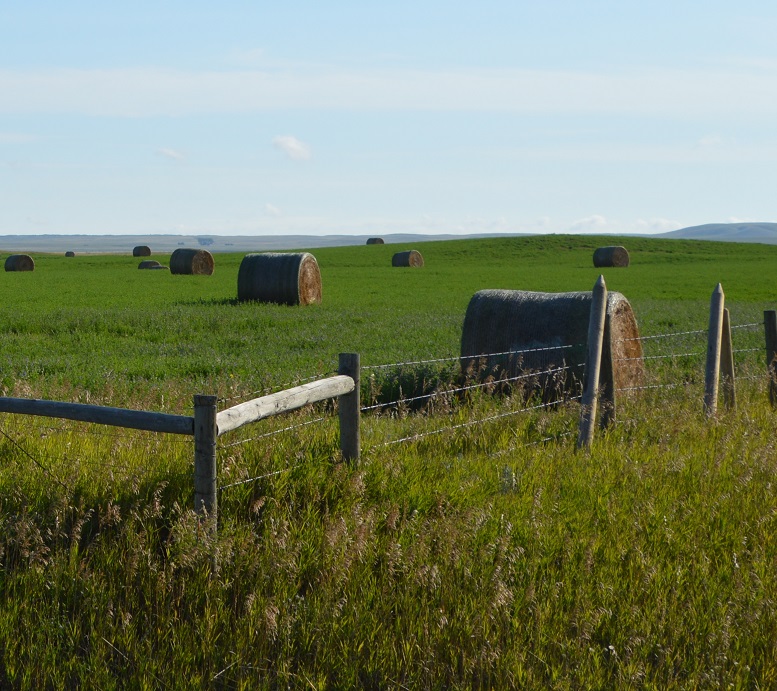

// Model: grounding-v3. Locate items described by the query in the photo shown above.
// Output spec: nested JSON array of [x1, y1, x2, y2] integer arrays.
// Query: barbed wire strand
[[361, 365, 573, 412], [376, 395, 581, 448], [362, 344, 580, 372], [0, 427, 70, 490], [219, 416, 329, 450]]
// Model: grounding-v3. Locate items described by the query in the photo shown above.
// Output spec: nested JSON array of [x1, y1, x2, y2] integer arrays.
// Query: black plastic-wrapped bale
[[593, 246, 630, 268], [169, 248, 214, 276], [392, 250, 424, 267], [132, 245, 151, 257], [460, 288, 644, 399], [65, 251, 75, 258], [138, 260, 163, 269], [4, 254, 34, 272], [237, 252, 322, 306], [366, 237, 385, 245]]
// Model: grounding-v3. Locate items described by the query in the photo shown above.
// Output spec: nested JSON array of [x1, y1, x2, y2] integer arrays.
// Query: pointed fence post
[[338, 353, 360, 466], [765, 310, 777, 408], [720, 308, 736, 411], [194, 394, 218, 530], [704, 284, 725, 417], [578, 275, 608, 450]]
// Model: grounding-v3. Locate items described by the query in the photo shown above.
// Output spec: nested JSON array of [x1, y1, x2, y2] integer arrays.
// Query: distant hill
[[660, 222, 777, 244], [0, 232, 526, 255]]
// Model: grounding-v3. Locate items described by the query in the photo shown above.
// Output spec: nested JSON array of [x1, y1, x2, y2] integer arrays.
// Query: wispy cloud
[[272, 135, 311, 160], [569, 215, 608, 233], [0, 132, 37, 144], [157, 147, 185, 161], [265, 203, 282, 216]]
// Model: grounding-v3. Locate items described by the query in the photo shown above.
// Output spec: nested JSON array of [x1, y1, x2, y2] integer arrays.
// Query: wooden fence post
[[338, 352, 360, 466], [704, 283, 725, 417], [720, 308, 736, 411], [194, 394, 218, 528], [765, 310, 777, 408], [599, 316, 616, 429], [577, 275, 607, 450]]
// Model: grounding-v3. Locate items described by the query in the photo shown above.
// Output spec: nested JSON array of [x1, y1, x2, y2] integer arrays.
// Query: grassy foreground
[[0, 235, 776, 687]]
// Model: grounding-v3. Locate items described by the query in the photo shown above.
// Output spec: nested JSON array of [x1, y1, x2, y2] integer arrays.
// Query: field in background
[[1, 235, 777, 688]]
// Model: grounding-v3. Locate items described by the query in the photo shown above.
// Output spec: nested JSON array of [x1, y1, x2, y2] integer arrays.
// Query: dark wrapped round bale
[[593, 246, 630, 268], [170, 248, 214, 276], [65, 251, 76, 257], [237, 252, 322, 306], [366, 237, 385, 245], [460, 289, 644, 399], [133, 245, 151, 257], [392, 250, 424, 267], [5, 255, 34, 272], [138, 260, 163, 269]]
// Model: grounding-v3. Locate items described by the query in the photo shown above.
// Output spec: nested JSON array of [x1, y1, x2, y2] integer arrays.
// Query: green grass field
[[1, 235, 777, 688]]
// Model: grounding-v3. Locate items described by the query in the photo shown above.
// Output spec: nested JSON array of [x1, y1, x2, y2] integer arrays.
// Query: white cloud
[[569, 215, 609, 233], [0, 132, 37, 144], [157, 147, 185, 161], [272, 135, 311, 160], [634, 218, 682, 233], [265, 203, 282, 216]]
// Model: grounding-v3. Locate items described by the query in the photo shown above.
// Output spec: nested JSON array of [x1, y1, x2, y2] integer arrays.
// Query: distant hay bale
[[366, 237, 385, 245], [593, 246, 630, 268], [133, 245, 151, 257], [65, 251, 76, 257], [4, 255, 34, 272], [237, 252, 322, 306], [392, 250, 424, 267], [460, 288, 644, 398], [138, 260, 162, 269], [169, 248, 214, 276]]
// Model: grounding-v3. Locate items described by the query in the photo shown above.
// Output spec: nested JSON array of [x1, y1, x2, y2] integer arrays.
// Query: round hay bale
[[4, 255, 34, 272], [138, 260, 162, 269], [460, 288, 644, 398], [593, 246, 630, 268], [392, 250, 424, 267], [169, 248, 214, 276], [133, 245, 151, 257], [65, 251, 76, 258], [366, 237, 385, 245], [237, 252, 322, 306]]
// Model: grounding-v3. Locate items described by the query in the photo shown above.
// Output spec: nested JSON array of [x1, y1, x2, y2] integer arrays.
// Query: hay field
[[1, 235, 777, 688]]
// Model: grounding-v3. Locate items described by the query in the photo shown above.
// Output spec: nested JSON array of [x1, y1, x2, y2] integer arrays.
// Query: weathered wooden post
[[720, 308, 736, 411], [599, 320, 616, 429], [704, 283, 725, 417], [578, 275, 607, 450], [765, 310, 777, 408], [194, 394, 218, 528], [338, 352, 360, 466]]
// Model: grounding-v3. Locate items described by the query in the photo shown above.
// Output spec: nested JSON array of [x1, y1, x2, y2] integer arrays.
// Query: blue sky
[[2, 1, 777, 236]]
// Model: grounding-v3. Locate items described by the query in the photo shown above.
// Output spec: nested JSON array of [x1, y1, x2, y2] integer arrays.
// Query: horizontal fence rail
[[0, 397, 194, 435], [216, 375, 354, 436]]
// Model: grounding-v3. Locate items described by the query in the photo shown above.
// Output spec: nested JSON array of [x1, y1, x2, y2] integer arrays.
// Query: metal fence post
[[338, 353, 360, 466]]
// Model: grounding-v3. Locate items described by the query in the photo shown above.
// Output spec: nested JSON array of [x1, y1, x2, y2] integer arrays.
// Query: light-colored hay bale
[[4, 255, 34, 272], [366, 237, 385, 245], [593, 246, 630, 268], [65, 251, 75, 258], [460, 288, 644, 397], [133, 245, 152, 257], [392, 250, 424, 267], [169, 248, 214, 276], [237, 252, 322, 306], [138, 260, 162, 269]]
